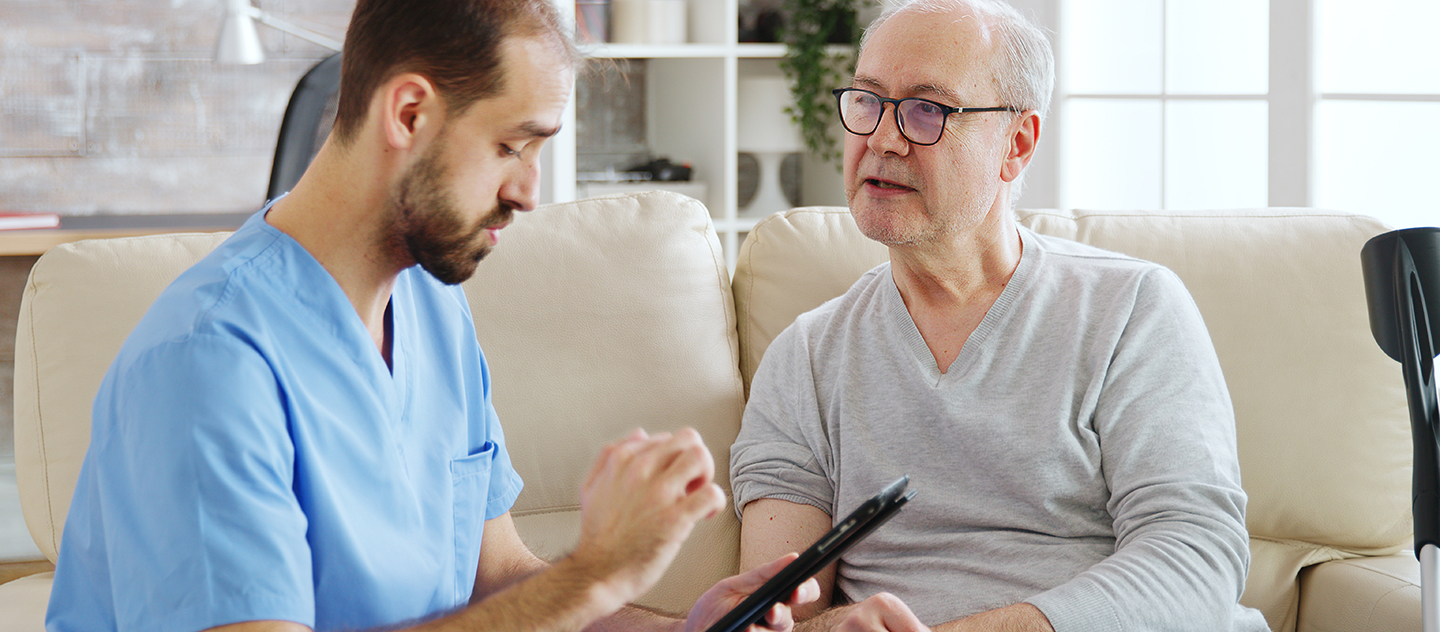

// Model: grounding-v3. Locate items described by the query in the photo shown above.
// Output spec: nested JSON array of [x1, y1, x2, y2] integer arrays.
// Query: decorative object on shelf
[[780, 153, 802, 207], [737, 153, 759, 207], [737, 153, 802, 209], [214, 0, 342, 65], [611, 0, 687, 45], [779, 0, 866, 164], [576, 157, 702, 204], [739, 0, 785, 43], [738, 76, 803, 217], [576, 0, 610, 44], [627, 157, 693, 182], [580, 157, 693, 184]]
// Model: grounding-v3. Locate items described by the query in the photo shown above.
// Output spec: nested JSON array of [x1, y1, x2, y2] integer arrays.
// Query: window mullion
[[1269, 0, 1314, 207]]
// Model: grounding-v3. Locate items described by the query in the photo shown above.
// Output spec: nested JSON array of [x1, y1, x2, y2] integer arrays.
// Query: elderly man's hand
[[835, 594, 931, 632], [684, 553, 821, 632], [568, 428, 727, 614]]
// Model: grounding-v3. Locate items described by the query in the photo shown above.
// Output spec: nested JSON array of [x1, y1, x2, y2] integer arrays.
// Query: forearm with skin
[[793, 603, 858, 632], [412, 554, 635, 632], [471, 555, 685, 632], [791, 601, 1052, 632], [584, 603, 685, 632], [471, 549, 551, 606], [204, 554, 639, 632], [932, 603, 1053, 632]]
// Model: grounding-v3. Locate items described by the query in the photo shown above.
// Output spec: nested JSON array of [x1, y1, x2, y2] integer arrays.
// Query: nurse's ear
[[376, 72, 445, 154]]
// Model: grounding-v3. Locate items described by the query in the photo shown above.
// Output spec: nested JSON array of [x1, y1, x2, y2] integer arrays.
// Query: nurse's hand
[[685, 553, 820, 632], [570, 427, 727, 613]]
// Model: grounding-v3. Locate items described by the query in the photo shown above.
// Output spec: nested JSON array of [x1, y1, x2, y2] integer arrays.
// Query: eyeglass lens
[[838, 90, 949, 145]]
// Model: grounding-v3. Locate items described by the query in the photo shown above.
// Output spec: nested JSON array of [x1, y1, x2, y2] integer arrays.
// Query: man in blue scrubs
[[45, 1, 814, 631]]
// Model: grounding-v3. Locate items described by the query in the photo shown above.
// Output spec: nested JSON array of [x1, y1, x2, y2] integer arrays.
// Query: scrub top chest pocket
[[451, 441, 498, 602]]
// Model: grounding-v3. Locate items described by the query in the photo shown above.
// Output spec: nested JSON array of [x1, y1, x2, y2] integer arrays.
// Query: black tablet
[[704, 475, 916, 632]]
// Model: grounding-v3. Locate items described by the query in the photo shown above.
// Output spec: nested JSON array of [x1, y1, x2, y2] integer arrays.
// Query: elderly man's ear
[[1001, 112, 1041, 183]]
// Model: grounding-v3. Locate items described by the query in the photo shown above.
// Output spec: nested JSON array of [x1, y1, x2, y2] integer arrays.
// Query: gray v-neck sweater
[[732, 227, 1268, 631]]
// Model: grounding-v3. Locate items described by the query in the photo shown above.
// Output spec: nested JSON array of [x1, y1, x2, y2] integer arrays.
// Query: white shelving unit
[[546, 0, 803, 270]]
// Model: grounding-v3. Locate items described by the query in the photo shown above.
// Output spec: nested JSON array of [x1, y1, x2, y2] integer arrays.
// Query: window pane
[[1063, 99, 1162, 209], [1316, 101, 1440, 228], [1319, 0, 1440, 94], [1164, 100, 1268, 210], [1166, 0, 1268, 94], [1064, 0, 1162, 94]]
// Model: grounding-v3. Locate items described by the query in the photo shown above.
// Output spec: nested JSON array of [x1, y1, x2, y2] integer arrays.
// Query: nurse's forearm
[[202, 553, 660, 632], [586, 604, 685, 632], [415, 553, 643, 632]]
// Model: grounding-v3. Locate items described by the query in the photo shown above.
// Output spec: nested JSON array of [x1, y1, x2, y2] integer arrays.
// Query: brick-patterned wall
[[0, 0, 356, 216]]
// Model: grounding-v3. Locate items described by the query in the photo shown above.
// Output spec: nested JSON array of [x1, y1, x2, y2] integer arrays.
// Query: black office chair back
[[268, 53, 342, 201]]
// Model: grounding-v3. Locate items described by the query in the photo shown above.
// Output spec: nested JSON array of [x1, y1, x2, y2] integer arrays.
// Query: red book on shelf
[[0, 212, 61, 231]]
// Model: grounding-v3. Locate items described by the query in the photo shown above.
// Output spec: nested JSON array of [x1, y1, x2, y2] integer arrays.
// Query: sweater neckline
[[886, 227, 1040, 387]]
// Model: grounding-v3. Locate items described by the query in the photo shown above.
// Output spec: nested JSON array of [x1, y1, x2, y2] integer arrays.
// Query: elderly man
[[731, 1, 1270, 631], [45, 1, 813, 631]]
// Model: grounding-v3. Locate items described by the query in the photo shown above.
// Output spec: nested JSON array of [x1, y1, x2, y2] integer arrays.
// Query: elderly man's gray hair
[[862, 0, 1055, 123]]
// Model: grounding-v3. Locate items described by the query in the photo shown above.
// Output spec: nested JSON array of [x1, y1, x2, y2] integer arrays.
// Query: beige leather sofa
[[0, 192, 1418, 632]]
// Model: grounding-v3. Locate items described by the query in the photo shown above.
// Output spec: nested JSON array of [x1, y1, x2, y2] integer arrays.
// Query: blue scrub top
[[47, 207, 524, 632]]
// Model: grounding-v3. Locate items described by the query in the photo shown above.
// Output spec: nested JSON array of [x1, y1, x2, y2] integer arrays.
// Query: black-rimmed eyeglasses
[[832, 88, 1017, 146]]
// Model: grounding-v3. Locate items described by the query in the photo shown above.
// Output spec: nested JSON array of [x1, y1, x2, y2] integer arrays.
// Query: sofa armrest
[[1297, 554, 1420, 632]]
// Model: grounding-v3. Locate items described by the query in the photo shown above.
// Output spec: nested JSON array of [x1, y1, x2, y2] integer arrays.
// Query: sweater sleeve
[[1025, 268, 1264, 632], [730, 321, 838, 520]]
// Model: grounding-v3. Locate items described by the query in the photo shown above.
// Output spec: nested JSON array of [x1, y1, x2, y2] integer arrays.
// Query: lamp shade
[[216, 5, 265, 65], [738, 76, 802, 153]]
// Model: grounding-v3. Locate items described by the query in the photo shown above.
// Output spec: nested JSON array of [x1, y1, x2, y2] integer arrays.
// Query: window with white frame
[[1056, 0, 1438, 229], [1314, 0, 1440, 229]]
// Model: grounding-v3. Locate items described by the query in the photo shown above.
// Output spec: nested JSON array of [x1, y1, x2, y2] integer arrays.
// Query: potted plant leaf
[[778, 0, 872, 165]]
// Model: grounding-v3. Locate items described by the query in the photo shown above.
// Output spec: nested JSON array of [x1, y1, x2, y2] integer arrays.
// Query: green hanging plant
[[779, 0, 865, 166]]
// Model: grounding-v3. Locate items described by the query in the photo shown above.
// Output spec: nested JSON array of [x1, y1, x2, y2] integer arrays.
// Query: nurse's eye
[[499, 144, 519, 158]]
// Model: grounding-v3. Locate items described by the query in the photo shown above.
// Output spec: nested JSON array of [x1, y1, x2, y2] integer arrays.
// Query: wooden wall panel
[[0, 55, 84, 157], [0, 155, 272, 213], [0, 0, 356, 215]]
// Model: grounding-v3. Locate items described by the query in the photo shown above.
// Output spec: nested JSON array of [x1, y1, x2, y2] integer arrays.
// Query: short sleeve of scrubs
[[476, 392, 524, 523], [92, 333, 315, 632]]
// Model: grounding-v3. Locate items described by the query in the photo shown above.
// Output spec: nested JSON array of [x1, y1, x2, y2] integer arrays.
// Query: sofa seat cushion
[[0, 572, 52, 632], [1297, 554, 1421, 632]]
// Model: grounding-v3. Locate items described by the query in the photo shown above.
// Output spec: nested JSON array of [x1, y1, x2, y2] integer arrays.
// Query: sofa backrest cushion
[[733, 208, 889, 396], [732, 207, 1408, 626], [13, 191, 744, 613], [1016, 208, 1407, 551], [15, 231, 233, 563], [461, 192, 745, 610]]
